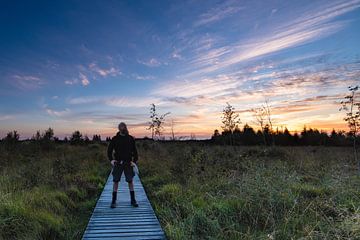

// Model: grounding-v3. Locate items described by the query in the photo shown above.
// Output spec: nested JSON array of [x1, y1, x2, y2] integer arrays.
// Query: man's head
[[118, 122, 129, 135]]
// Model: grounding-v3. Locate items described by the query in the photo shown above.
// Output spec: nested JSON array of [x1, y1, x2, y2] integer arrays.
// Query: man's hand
[[130, 161, 135, 167], [111, 160, 117, 166]]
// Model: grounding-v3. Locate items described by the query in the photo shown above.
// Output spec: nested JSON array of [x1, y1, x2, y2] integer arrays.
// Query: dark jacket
[[107, 132, 138, 163]]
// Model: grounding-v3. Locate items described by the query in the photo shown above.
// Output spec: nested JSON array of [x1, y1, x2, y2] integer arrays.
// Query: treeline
[[0, 129, 111, 151], [211, 124, 357, 146]]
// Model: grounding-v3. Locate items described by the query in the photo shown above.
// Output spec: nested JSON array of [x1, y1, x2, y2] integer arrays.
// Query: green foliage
[[140, 141, 360, 239], [0, 142, 109, 240]]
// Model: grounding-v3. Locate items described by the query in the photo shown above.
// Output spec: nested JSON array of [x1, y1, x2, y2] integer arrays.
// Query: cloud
[[79, 73, 90, 86], [12, 75, 44, 90], [152, 74, 241, 99], [65, 79, 78, 85], [171, 49, 182, 59], [46, 108, 71, 117], [89, 63, 121, 77], [0, 115, 14, 121], [68, 96, 161, 108], [132, 74, 155, 80], [138, 58, 161, 67], [194, 2, 243, 27], [185, 0, 360, 77]]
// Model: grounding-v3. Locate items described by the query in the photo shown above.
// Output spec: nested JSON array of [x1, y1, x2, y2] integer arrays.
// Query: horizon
[[1, 0, 360, 139]]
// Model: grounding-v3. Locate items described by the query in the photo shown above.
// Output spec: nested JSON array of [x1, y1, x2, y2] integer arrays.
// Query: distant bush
[[2, 130, 20, 150], [70, 131, 84, 145]]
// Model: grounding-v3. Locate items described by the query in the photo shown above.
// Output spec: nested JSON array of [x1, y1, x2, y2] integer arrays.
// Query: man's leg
[[111, 164, 122, 208], [128, 180, 138, 207], [111, 181, 119, 208], [113, 181, 119, 192], [125, 165, 138, 207]]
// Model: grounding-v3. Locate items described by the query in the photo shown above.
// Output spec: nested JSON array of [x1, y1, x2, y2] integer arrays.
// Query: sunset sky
[[1, 0, 360, 139]]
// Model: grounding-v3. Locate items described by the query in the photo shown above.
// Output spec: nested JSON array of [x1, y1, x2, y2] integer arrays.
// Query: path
[[82, 173, 166, 239]]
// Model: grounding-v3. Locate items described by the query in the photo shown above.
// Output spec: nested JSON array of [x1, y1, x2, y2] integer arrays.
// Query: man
[[107, 122, 139, 208]]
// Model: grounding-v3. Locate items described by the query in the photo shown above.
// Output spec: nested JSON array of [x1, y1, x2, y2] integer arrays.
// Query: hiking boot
[[130, 190, 138, 207], [110, 191, 117, 208], [131, 200, 139, 207]]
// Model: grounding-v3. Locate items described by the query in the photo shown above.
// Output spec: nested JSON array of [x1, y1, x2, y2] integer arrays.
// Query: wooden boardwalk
[[82, 173, 166, 240]]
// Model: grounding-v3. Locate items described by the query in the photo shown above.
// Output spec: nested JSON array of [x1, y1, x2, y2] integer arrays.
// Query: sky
[[0, 0, 360, 139]]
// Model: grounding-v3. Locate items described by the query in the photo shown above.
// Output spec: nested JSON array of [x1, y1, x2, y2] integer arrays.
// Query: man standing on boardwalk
[[107, 122, 139, 208]]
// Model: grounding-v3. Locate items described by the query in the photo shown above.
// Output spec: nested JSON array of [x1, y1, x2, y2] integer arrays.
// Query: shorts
[[112, 162, 135, 183]]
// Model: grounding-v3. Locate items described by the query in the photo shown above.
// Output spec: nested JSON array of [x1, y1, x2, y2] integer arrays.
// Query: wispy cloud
[[79, 73, 90, 86], [68, 96, 161, 108], [89, 62, 121, 77], [46, 108, 71, 117], [152, 74, 241, 99], [194, 1, 243, 27], [138, 58, 161, 67], [12, 75, 44, 90], [131, 74, 155, 80], [0, 115, 14, 121], [186, 0, 360, 77], [64, 73, 90, 86], [64, 79, 78, 85]]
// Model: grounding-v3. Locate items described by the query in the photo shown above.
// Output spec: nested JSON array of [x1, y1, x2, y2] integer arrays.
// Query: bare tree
[[221, 102, 241, 145], [252, 100, 275, 146], [147, 103, 170, 140], [170, 119, 176, 141], [340, 85, 360, 173], [251, 107, 267, 145], [264, 100, 275, 146]]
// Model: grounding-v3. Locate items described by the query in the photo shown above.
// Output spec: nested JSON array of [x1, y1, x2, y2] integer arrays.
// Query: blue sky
[[1, 0, 360, 139]]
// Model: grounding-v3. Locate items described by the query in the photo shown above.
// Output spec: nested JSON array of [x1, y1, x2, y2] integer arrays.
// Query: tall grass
[[1, 140, 359, 239], [138, 141, 360, 239], [0, 142, 109, 240]]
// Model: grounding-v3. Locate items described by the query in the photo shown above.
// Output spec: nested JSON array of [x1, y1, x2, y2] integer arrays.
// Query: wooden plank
[[82, 174, 166, 240]]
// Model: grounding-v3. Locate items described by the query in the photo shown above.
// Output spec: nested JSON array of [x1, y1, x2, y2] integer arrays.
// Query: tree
[[147, 103, 170, 140], [84, 135, 90, 144], [43, 128, 54, 141], [340, 85, 360, 173], [264, 100, 275, 145], [170, 119, 176, 141], [251, 107, 267, 145], [252, 100, 275, 146], [221, 102, 241, 145], [92, 134, 102, 142], [70, 130, 83, 145], [3, 130, 19, 143]]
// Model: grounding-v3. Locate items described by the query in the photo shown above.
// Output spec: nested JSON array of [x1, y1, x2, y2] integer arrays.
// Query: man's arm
[[107, 138, 115, 161], [132, 137, 138, 163]]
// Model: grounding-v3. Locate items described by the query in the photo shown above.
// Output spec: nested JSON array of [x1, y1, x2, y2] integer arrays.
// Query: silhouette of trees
[[2, 130, 19, 150], [170, 119, 176, 141], [340, 85, 360, 173], [30, 128, 55, 150], [92, 134, 102, 143], [211, 124, 355, 147], [70, 130, 83, 145], [252, 100, 275, 146], [147, 103, 170, 140], [252, 107, 267, 145], [221, 102, 241, 145]]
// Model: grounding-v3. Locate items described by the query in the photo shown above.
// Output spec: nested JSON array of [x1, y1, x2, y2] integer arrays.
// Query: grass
[[1, 140, 359, 239], [138, 141, 360, 240], [0, 142, 109, 240]]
